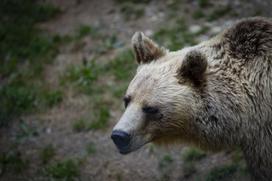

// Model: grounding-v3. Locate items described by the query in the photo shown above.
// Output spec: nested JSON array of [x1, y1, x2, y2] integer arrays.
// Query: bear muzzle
[[111, 130, 131, 154]]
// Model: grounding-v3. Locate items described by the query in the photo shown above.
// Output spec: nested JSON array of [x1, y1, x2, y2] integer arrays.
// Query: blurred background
[[0, 0, 271, 180]]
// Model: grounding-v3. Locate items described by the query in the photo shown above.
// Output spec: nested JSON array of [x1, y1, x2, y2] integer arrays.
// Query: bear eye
[[142, 106, 159, 114], [123, 96, 131, 108]]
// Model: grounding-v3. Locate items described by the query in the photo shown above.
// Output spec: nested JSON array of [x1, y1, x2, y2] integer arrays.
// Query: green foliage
[[0, 0, 60, 76], [205, 164, 238, 181], [198, 0, 210, 8], [192, 9, 205, 19], [0, 0, 62, 126], [182, 147, 206, 163], [0, 80, 63, 126], [183, 162, 197, 178], [16, 120, 39, 141], [114, 0, 151, 4], [0, 150, 28, 174], [86, 142, 96, 155], [0, 82, 36, 126], [107, 50, 136, 80], [63, 61, 100, 94], [89, 106, 110, 130], [42, 90, 63, 107], [76, 25, 99, 39], [119, 3, 145, 20], [73, 119, 88, 132], [40, 145, 56, 164], [207, 5, 232, 21], [112, 82, 129, 99], [153, 18, 197, 51], [158, 154, 173, 170], [45, 159, 80, 180]]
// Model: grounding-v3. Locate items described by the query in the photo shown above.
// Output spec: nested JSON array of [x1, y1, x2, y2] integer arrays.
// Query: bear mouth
[[116, 139, 151, 155]]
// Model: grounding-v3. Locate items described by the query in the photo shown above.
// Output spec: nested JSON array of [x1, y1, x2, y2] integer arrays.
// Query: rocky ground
[[0, 0, 271, 180]]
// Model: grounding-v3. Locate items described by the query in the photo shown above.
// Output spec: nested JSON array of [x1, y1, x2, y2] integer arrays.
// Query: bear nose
[[111, 130, 131, 152]]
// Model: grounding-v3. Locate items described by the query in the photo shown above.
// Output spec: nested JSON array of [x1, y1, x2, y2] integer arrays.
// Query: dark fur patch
[[225, 17, 272, 60], [177, 50, 207, 86]]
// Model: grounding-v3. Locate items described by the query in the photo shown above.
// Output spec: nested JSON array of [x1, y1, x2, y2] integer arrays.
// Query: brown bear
[[111, 17, 272, 180]]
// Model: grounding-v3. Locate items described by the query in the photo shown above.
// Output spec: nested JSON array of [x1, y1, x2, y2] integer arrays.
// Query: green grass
[[153, 18, 197, 51], [207, 5, 232, 21], [86, 142, 96, 155], [15, 120, 39, 141], [45, 159, 80, 180], [205, 164, 238, 181], [0, 83, 36, 126], [183, 162, 197, 178], [0, 0, 62, 126], [89, 106, 110, 130], [192, 9, 205, 19], [107, 49, 136, 80], [158, 154, 173, 170], [73, 119, 88, 132], [0, 0, 60, 77], [120, 3, 145, 20], [114, 0, 151, 4], [182, 147, 206, 163], [0, 81, 64, 126], [42, 90, 63, 107], [0, 150, 29, 175], [75, 25, 99, 39], [40, 145, 56, 164], [73, 106, 110, 132], [197, 0, 210, 8], [63, 60, 101, 94]]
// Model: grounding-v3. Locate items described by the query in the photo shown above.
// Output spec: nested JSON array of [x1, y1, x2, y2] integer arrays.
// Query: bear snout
[[111, 130, 131, 154]]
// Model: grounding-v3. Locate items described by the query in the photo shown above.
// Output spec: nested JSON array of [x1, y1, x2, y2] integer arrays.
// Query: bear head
[[111, 32, 208, 154]]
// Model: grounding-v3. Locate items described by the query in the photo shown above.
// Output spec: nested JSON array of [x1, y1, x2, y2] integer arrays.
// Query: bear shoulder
[[224, 17, 272, 59]]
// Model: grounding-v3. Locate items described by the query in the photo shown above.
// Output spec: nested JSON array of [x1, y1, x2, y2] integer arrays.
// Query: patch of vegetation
[[42, 90, 63, 107], [181, 147, 206, 178], [158, 154, 173, 170], [89, 106, 110, 130], [0, 0, 60, 77], [15, 120, 39, 141], [63, 60, 101, 94], [45, 159, 80, 180], [40, 145, 56, 164], [107, 49, 136, 81], [205, 164, 238, 181], [112, 83, 129, 99], [75, 25, 99, 39], [182, 147, 206, 163], [86, 142, 96, 155], [114, 0, 151, 4], [0, 150, 29, 175], [73, 119, 88, 132], [153, 18, 197, 51], [198, 0, 210, 8], [0, 83, 36, 126], [194, 26, 210, 36], [192, 9, 205, 19], [0, 81, 64, 126], [0, 0, 62, 126], [207, 5, 232, 21], [183, 162, 197, 178], [120, 3, 145, 20]]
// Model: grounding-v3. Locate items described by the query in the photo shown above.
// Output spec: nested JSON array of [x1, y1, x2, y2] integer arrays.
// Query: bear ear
[[131, 32, 167, 64], [177, 50, 207, 85]]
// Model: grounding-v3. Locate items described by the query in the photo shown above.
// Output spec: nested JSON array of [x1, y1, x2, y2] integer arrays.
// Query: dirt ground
[[1, 0, 271, 180]]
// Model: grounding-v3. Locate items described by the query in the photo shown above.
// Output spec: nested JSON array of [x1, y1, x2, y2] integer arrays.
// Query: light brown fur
[[112, 17, 272, 180]]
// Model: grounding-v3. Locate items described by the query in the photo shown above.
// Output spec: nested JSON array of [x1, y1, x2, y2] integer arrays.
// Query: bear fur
[[112, 17, 272, 180]]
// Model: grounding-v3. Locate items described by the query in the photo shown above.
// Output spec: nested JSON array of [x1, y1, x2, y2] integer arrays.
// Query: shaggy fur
[[113, 17, 272, 180]]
